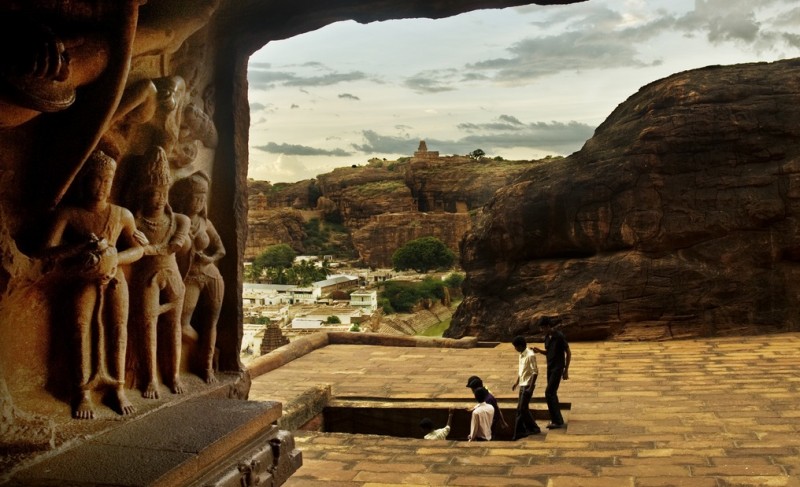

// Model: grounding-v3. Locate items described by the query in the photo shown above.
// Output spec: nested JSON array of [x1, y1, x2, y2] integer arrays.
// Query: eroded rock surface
[[405, 157, 538, 213], [247, 157, 540, 266], [448, 59, 800, 341], [352, 212, 472, 268], [245, 208, 308, 259]]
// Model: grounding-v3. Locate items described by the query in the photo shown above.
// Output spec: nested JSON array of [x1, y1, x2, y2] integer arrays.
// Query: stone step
[[9, 398, 300, 487]]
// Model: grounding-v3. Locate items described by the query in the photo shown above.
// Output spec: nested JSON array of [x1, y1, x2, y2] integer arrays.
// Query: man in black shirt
[[533, 316, 570, 429]]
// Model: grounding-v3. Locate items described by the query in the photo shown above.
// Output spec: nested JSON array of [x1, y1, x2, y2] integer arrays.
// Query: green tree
[[419, 276, 445, 300], [469, 148, 485, 160], [382, 281, 423, 312], [392, 236, 456, 273], [248, 244, 296, 281], [378, 297, 395, 314], [444, 273, 464, 289], [326, 315, 341, 324], [285, 259, 327, 286], [381, 277, 447, 313]]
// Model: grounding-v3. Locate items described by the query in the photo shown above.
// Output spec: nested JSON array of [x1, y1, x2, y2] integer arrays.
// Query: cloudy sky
[[247, 0, 800, 183]]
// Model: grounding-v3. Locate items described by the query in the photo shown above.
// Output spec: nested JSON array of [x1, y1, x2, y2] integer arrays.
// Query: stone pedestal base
[[8, 398, 301, 486]]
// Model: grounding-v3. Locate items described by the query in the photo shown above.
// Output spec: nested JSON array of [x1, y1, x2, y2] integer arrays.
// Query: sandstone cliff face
[[405, 157, 537, 212], [245, 208, 307, 259], [338, 180, 417, 228], [352, 212, 472, 268], [317, 166, 405, 195], [248, 179, 317, 210], [448, 59, 800, 342], [246, 158, 539, 265]]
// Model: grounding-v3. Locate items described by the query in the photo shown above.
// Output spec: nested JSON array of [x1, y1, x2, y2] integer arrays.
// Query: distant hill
[[246, 150, 560, 266]]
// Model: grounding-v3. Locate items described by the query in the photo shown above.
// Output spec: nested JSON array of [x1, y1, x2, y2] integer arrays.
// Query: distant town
[[241, 255, 457, 364]]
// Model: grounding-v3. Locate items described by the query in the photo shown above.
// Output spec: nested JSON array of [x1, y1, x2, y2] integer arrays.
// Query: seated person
[[420, 408, 454, 440]]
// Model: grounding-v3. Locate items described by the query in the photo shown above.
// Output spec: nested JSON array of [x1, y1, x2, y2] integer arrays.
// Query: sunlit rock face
[[448, 59, 800, 342], [246, 208, 308, 259], [352, 212, 472, 268]]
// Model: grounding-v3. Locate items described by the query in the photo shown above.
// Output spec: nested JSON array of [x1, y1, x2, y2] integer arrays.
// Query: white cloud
[[247, 0, 800, 183], [253, 142, 353, 157]]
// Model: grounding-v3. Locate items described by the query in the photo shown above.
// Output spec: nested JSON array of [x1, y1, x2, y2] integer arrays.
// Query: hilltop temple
[[413, 140, 439, 159]]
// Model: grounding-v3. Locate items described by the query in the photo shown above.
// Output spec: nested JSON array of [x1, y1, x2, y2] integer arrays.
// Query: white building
[[243, 282, 321, 305], [290, 318, 323, 329], [313, 275, 359, 296], [292, 286, 320, 304], [350, 289, 378, 313], [301, 306, 363, 325]]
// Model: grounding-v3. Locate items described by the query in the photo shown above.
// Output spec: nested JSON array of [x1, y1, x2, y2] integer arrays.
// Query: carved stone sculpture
[[128, 146, 190, 398], [151, 76, 188, 169], [171, 171, 225, 383], [174, 101, 218, 168], [42, 150, 145, 419], [0, 9, 112, 128]]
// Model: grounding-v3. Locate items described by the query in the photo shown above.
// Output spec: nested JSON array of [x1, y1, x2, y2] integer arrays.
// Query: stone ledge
[[248, 331, 477, 378], [8, 398, 295, 487]]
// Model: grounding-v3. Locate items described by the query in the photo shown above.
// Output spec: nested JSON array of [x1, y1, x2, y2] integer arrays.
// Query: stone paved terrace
[[249, 333, 800, 486]]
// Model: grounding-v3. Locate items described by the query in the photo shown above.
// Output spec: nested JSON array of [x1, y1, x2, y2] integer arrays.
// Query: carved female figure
[[128, 146, 190, 398], [171, 171, 225, 383], [43, 150, 145, 419]]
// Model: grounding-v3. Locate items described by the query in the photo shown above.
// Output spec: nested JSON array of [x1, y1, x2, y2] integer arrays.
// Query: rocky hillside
[[245, 208, 307, 260], [247, 156, 538, 266], [447, 58, 800, 342]]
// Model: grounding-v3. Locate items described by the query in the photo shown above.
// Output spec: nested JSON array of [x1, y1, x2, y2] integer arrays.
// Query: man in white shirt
[[511, 335, 541, 439], [420, 408, 454, 440], [468, 387, 495, 441]]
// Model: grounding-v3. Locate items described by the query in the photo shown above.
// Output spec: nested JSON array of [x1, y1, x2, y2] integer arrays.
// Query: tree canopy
[[381, 277, 446, 313], [247, 244, 296, 281], [391, 236, 456, 273], [469, 148, 485, 160]]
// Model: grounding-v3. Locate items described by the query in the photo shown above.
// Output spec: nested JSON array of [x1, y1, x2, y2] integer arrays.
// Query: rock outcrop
[[336, 180, 417, 228], [448, 59, 800, 342], [245, 208, 307, 259], [352, 212, 473, 268], [405, 157, 538, 212], [247, 157, 542, 266], [248, 179, 317, 210]]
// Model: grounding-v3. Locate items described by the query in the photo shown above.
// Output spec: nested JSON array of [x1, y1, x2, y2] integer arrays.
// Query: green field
[[419, 319, 451, 337]]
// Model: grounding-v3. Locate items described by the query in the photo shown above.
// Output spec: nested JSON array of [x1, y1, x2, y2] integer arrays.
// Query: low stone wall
[[247, 332, 477, 378]]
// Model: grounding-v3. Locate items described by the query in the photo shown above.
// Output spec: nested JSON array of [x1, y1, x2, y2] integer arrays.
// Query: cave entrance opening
[[302, 398, 570, 441]]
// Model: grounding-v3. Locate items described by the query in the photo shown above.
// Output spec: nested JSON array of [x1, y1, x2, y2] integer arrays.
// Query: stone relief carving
[[0, 0, 227, 448], [150, 76, 189, 168], [148, 76, 218, 169], [101, 78, 159, 160], [0, 8, 110, 128], [174, 100, 218, 168], [0, 1, 141, 215], [171, 170, 225, 383], [42, 150, 146, 419], [104, 74, 218, 171], [133, 0, 219, 58], [127, 146, 190, 398]]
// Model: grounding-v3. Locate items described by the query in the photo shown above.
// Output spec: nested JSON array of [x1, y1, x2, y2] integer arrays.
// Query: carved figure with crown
[[126, 146, 190, 399]]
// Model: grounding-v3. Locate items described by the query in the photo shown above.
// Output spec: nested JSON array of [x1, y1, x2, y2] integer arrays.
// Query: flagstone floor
[[249, 333, 800, 486]]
